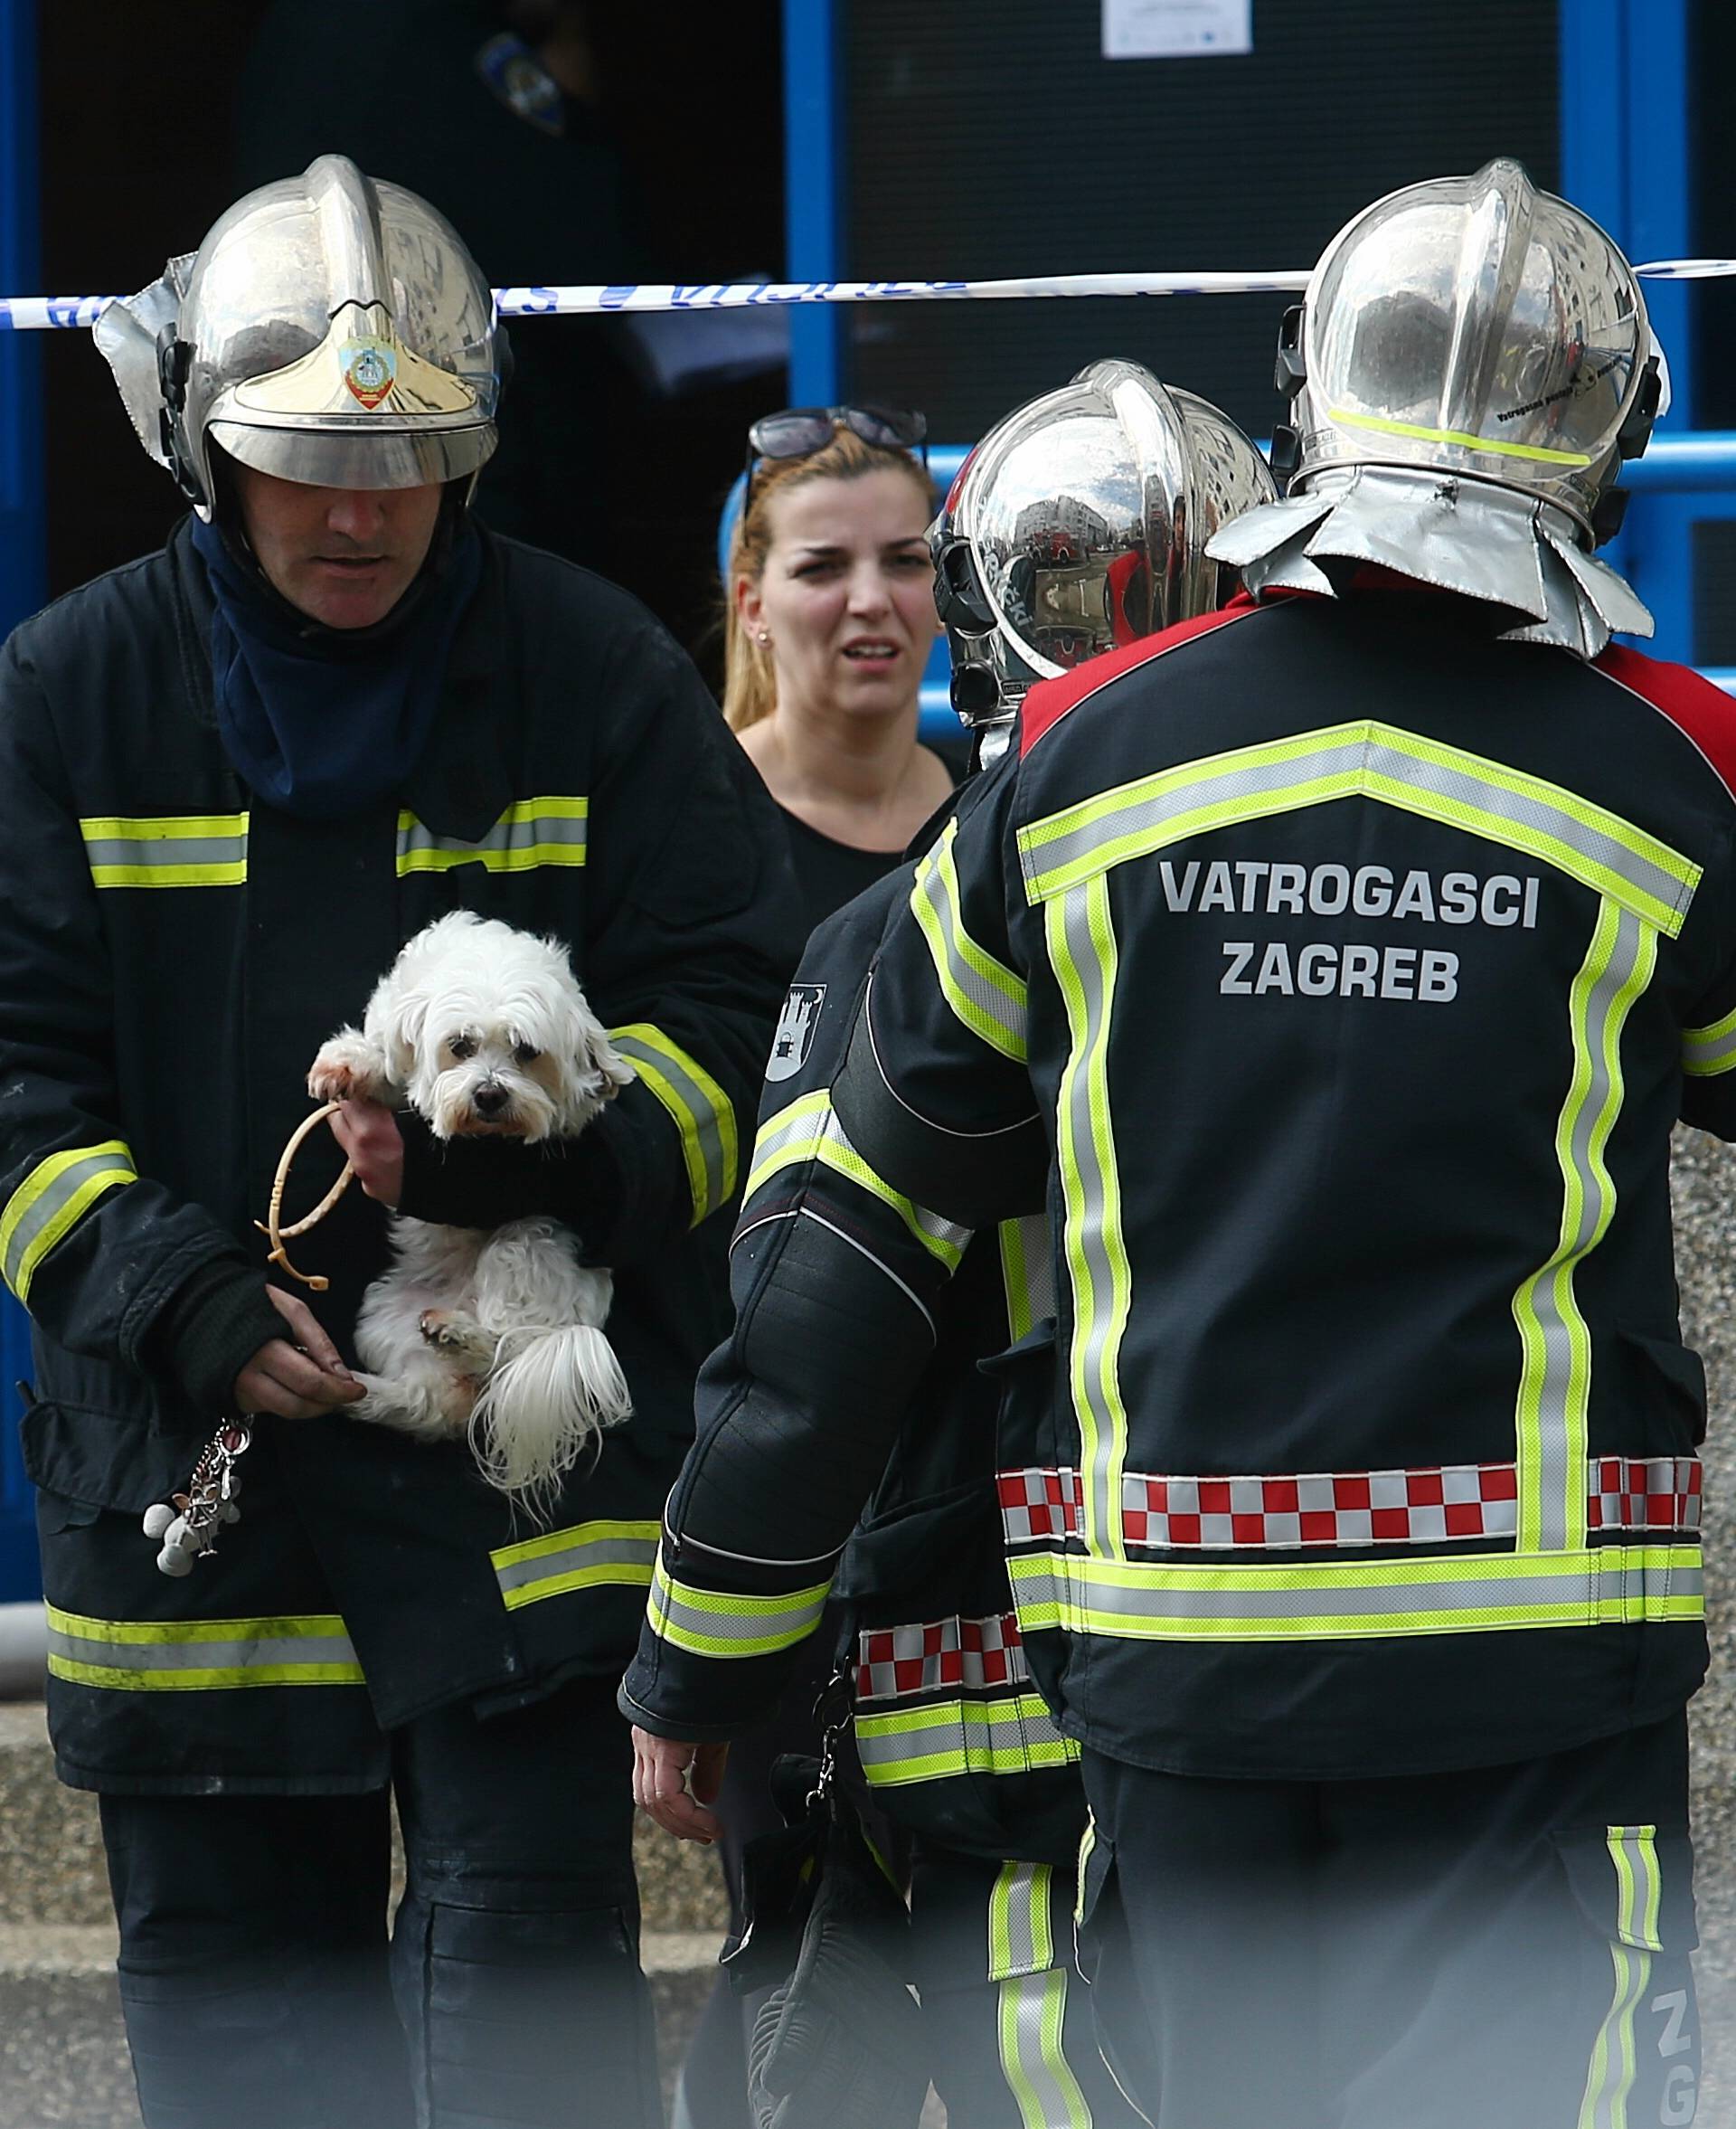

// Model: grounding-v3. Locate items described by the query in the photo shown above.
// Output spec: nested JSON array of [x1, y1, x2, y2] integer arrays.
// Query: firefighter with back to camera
[[0, 155, 797, 2129], [632, 161, 1728, 2126], [623, 360, 1272, 2126]]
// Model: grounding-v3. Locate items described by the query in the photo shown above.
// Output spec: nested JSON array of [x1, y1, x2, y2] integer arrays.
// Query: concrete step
[[0, 1699, 728, 1938]]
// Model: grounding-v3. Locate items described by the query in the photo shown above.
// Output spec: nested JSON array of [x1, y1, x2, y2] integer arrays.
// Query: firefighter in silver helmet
[[699, 159, 1722, 2128], [623, 362, 1268, 2129], [933, 357, 1274, 751], [1, 156, 797, 2128]]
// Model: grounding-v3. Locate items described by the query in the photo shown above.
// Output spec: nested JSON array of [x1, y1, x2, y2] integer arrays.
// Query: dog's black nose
[[473, 1083, 509, 1116]]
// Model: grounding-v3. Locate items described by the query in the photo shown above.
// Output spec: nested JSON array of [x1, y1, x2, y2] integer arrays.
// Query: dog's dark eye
[[513, 1042, 541, 1066], [448, 1035, 477, 1061]]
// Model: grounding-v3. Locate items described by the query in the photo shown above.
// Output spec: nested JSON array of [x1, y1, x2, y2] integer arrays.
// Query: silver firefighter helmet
[[1210, 159, 1661, 658], [95, 155, 501, 517], [930, 358, 1275, 732]]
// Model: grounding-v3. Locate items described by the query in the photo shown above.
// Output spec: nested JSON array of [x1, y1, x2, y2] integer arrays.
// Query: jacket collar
[[169, 516, 517, 838]]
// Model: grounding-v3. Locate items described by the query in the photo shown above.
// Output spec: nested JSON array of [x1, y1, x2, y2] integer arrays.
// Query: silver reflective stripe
[[1515, 902, 1657, 1557], [491, 1519, 659, 1611], [1016, 721, 1699, 936], [1579, 1831, 1664, 2129], [1007, 1548, 1704, 1640], [646, 1556, 831, 1658], [999, 1215, 1054, 1343], [0, 1140, 137, 1305], [396, 797, 588, 875], [45, 1604, 364, 1689], [609, 1026, 735, 1225], [1682, 1003, 1736, 1077], [747, 1092, 970, 1268], [911, 820, 1029, 1059], [853, 1692, 1079, 1785], [1001, 1971, 1093, 2129], [989, 1861, 1052, 1980], [1048, 877, 1130, 1562]]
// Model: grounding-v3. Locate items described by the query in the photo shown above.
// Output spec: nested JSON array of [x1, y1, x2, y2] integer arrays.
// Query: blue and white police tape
[[3, 260, 1733, 332]]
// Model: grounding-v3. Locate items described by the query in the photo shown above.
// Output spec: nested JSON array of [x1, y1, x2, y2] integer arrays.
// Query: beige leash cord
[[252, 1101, 354, 1292]]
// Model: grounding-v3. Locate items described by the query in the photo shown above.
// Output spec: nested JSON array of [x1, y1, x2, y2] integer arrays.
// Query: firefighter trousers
[[1077, 1713, 1699, 2129], [100, 1674, 662, 2129]]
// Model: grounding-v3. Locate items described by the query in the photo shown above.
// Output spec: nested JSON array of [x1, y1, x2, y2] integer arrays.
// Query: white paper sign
[[1102, 0, 1252, 59]]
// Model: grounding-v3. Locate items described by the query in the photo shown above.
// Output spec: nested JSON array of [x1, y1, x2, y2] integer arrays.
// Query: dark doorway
[[38, 0, 784, 669]]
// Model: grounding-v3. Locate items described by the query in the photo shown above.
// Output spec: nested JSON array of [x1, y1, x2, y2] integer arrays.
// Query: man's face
[[229, 463, 444, 629]]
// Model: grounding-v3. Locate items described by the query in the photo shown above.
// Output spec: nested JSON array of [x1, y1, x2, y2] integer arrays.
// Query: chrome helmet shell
[[931, 358, 1275, 728], [1275, 157, 1658, 544], [96, 155, 501, 517]]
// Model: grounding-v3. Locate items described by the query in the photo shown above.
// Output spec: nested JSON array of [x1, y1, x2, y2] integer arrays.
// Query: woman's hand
[[631, 1727, 730, 1843], [329, 1098, 404, 1206]]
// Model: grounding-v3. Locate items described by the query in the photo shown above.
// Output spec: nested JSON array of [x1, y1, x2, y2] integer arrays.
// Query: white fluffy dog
[[307, 910, 636, 1506]]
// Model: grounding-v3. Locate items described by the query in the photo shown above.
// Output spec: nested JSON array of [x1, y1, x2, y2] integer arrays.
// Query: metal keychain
[[141, 1420, 251, 1577]]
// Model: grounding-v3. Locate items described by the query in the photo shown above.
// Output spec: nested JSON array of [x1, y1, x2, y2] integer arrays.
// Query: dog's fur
[[307, 911, 635, 1507]]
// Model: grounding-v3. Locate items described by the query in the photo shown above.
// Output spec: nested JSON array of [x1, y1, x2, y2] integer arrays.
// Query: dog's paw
[[419, 1310, 496, 1365], [308, 1033, 385, 1105]]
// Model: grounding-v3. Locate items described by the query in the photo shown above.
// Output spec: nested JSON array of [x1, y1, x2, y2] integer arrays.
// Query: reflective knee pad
[[392, 1884, 661, 2129]]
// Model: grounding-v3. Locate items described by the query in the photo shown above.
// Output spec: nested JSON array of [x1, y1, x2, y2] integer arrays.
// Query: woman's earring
[[757, 631, 771, 646]]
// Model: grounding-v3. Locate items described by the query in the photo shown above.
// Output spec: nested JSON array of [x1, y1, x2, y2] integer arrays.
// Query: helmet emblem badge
[[340, 336, 398, 410]]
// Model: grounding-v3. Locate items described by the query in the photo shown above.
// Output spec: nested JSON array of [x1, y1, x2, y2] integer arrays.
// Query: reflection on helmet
[[1276, 158, 1657, 543], [95, 155, 502, 518], [930, 358, 1275, 727]]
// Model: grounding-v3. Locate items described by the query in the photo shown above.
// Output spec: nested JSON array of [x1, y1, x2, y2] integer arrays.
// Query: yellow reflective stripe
[[1074, 1815, 1097, 1928], [1016, 721, 1700, 937], [911, 817, 1029, 1061], [1682, 1001, 1736, 1077], [989, 1860, 1055, 1980], [43, 1602, 363, 1690], [1328, 405, 1594, 467], [490, 1518, 658, 1611], [1048, 879, 1130, 1562], [1, 1140, 137, 1304], [998, 1216, 1053, 1343], [1006, 1546, 1704, 1642], [998, 1969, 1093, 2129], [1579, 1840, 1661, 2129], [646, 1554, 831, 1659], [1514, 904, 1656, 1556], [745, 1090, 970, 1270], [854, 1694, 1080, 1785], [80, 812, 248, 888], [1607, 1826, 1665, 1953], [394, 796, 588, 875], [609, 1023, 738, 1225]]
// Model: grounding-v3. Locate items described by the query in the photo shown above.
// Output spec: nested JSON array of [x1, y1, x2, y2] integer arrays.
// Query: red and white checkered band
[[855, 1612, 1029, 1704], [996, 1467, 1082, 1543], [998, 1457, 1704, 1550], [1587, 1456, 1703, 1533]]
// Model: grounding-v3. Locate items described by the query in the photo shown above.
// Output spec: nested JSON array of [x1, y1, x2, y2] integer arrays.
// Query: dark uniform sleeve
[[0, 633, 276, 1402], [832, 760, 1047, 1228], [1679, 957, 1736, 1138], [621, 879, 980, 1741], [399, 620, 803, 1266]]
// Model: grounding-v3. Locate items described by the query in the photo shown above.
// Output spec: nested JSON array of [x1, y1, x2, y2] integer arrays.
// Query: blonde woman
[[724, 405, 955, 930]]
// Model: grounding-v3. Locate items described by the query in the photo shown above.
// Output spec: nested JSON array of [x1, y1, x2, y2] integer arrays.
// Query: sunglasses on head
[[743, 404, 929, 513]]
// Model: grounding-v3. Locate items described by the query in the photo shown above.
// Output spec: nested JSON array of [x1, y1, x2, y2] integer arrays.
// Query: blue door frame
[[0, 0, 40, 1598]]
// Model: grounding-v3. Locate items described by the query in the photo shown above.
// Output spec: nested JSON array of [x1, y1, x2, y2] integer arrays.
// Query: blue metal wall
[[0, 0, 40, 1598]]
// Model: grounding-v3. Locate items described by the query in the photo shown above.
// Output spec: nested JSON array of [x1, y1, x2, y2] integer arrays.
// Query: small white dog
[[307, 910, 636, 1506]]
